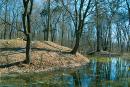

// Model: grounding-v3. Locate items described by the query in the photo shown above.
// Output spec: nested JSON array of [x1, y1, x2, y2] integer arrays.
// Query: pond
[[0, 57, 130, 87]]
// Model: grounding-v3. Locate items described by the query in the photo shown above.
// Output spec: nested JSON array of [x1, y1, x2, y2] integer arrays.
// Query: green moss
[[91, 57, 112, 63]]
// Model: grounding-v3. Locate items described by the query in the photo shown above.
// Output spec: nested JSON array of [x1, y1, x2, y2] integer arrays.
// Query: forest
[[0, 0, 129, 54], [0, 0, 130, 87]]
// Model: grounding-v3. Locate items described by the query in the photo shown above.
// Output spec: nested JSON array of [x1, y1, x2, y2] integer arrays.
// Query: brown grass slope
[[0, 39, 89, 74]]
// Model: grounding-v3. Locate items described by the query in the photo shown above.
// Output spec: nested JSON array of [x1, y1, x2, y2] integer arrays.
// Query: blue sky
[[34, 0, 43, 6]]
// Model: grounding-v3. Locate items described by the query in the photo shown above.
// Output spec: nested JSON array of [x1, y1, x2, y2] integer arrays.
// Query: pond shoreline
[[88, 51, 121, 57], [0, 60, 88, 75]]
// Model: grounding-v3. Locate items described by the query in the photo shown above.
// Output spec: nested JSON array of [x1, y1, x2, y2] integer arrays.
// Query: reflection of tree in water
[[70, 68, 92, 87], [90, 58, 129, 87], [70, 71, 82, 87], [95, 62, 101, 87], [109, 58, 128, 81]]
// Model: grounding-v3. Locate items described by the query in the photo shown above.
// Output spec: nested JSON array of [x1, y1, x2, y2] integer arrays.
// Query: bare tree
[[3, 0, 8, 39], [70, 0, 92, 54], [126, 0, 130, 25], [22, 0, 33, 64], [95, 0, 100, 52]]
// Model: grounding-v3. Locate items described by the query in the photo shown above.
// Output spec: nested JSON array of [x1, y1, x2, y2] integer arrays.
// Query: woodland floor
[[0, 39, 89, 74]]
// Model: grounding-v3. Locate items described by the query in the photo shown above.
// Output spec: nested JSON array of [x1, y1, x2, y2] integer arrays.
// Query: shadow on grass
[[0, 48, 25, 51], [0, 47, 71, 53], [0, 61, 25, 68]]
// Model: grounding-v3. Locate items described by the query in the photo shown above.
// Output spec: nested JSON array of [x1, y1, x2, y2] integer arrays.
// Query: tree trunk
[[108, 27, 112, 52], [47, 0, 51, 41], [97, 27, 100, 52], [4, 2, 8, 39], [22, 0, 33, 64], [126, 0, 130, 25], [70, 33, 80, 54], [24, 34, 31, 63], [9, 28, 13, 39], [126, 0, 130, 52], [95, 0, 100, 52]]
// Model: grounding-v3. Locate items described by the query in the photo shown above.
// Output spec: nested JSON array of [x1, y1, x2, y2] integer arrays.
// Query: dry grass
[[0, 39, 89, 74], [0, 39, 25, 48]]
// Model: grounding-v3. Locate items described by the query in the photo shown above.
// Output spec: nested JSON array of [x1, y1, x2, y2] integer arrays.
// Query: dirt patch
[[0, 39, 89, 74]]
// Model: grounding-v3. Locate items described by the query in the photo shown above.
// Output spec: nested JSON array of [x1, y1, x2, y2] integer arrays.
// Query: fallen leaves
[[0, 40, 89, 74]]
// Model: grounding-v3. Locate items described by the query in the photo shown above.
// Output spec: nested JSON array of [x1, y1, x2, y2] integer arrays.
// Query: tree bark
[[95, 0, 100, 52], [47, 0, 51, 41], [4, 1, 8, 39], [25, 34, 31, 63], [70, 32, 80, 54], [22, 0, 33, 64]]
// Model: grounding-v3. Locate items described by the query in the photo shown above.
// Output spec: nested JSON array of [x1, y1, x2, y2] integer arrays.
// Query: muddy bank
[[88, 51, 121, 57]]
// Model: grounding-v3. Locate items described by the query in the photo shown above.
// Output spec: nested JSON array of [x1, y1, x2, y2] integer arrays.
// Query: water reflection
[[63, 57, 130, 87], [0, 57, 130, 87]]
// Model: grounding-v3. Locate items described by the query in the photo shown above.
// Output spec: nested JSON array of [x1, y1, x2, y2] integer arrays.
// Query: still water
[[0, 57, 130, 87]]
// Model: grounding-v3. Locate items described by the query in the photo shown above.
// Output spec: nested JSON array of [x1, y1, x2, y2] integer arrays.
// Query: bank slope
[[0, 40, 89, 73]]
